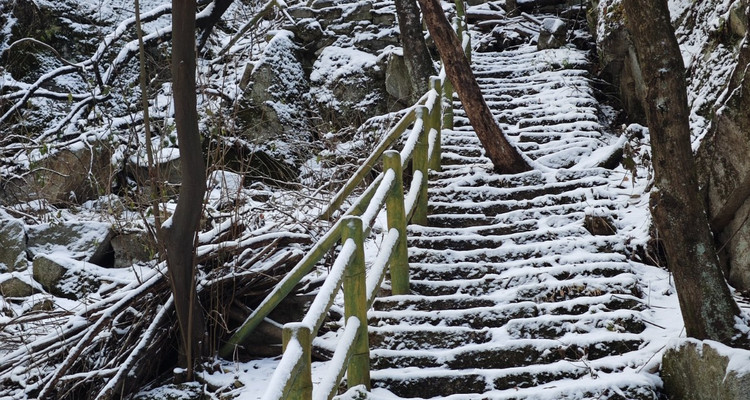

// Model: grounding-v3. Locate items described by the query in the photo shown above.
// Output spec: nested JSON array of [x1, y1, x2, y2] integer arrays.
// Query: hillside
[[2, 0, 750, 399]]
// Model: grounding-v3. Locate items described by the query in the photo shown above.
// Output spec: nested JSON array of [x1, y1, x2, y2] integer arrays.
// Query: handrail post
[[412, 107, 429, 225], [282, 323, 312, 400], [443, 77, 454, 130], [453, 0, 471, 62], [454, 0, 466, 21], [429, 77, 442, 172], [383, 151, 410, 295], [341, 217, 370, 390]]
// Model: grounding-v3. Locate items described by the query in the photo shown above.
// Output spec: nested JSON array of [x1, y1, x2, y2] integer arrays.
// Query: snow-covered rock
[[538, 17, 568, 49], [110, 232, 155, 269], [32, 253, 101, 299], [26, 221, 114, 266], [662, 339, 750, 400], [242, 30, 311, 141], [0, 276, 36, 298], [0, 216, 26, 272], [309, 45, 388, 130]]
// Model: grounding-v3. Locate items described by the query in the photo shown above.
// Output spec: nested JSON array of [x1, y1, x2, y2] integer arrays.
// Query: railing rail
[[221, 3, 471, 398]]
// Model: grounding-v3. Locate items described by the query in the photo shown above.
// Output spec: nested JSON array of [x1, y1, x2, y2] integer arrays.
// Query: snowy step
[[407, 228, 584, 251], [407, 219, 539, 238], [372, 367, 657, 400], [368, 326, 492, 351], [427, 178, 609, 203], [504, 310, 646, 340], [426, 193, 603, 217], [427, 168, 548, 189], [439, 145, 485, 158], [408, 236, 625, 264], [399, 272, 638, 299], [370, 334, 644, 370], [368, 302, 538, 329], [371, 362, 587, 398], [406, 259, 634, 284], [406, 253, 632, 278], [428, 167, 610, 187], [369, 294, 644, 330], [439, 152, 489, 166]]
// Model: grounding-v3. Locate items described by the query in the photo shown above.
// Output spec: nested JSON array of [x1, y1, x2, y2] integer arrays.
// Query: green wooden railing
[[219, 4, 471, 399]]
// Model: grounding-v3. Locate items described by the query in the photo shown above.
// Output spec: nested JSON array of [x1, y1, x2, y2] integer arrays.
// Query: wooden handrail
[[318, 108, 417, 221], [227, 5, 473, 397]]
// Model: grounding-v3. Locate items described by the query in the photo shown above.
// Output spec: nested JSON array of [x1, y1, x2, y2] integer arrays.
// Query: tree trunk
[[622, 0, 743, 345], [416, 0, 529, 173], [167, 0, 207, 378], [394, 0, 436, 103]]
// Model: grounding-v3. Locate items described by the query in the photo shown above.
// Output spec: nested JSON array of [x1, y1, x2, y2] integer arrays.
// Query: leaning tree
[[416, 0, 529, 173], [622, 0, 745, 345]]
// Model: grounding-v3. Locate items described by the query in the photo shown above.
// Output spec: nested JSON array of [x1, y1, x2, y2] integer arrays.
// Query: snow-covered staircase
[[362, 9, 673, 400]]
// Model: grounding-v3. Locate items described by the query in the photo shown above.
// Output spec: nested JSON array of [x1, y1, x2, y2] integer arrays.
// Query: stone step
[[427, 177, 609, 203], [426, 192, 602, 218], [398, 273, 638, 299], [504, 309, 646, 340], [370, 334, 644, 370], [370, 362, 586, 398], [407, 219, 539, 238], [427, 167, 610, 187], [440, 152, 489, 166], [368, 294, 644, 329], [408, 236, 625, 264], [368, 326, 492, 351], [407, 228, 584, 251], [369, 301, 539, 328], [372, 367, 657, 399]]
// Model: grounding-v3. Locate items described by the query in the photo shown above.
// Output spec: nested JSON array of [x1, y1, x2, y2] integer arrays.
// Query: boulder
[[26, 221, 114, 266], [288, 18, 325, 48], [0, 276, 36, 297], [309, 45, 388, 130], [3, 141, 113, 206], [587, 2, 646, 123], [240, 30, 310, 141], [696, 42, 750, 289], [728, 0, 749, 39], [111, 232, 156, 268], [538, 18, 568, 50], [32, 253, 100, 299], [126, 147, 182, 194], [286, 5, 316, 19], [0, 216, 27, 272], [662, 339, 750, 400], [385, 52, 412, 104]]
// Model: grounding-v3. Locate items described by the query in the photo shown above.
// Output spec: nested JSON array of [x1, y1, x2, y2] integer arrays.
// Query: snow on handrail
[[405, 169, 424, 222], [262, 328, 307, 400], [312, 316, 362, 400], [360, 169, 397, 232], [300, 239, 357, 336], [367, 228, 401, 308]]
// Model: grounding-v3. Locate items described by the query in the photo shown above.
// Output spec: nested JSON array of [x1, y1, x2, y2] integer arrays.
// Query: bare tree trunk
[[394, 0, 436, 102], [416, 0, 529, 173], [166, 0, 207, 379], [622, 0, 743, 345]]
